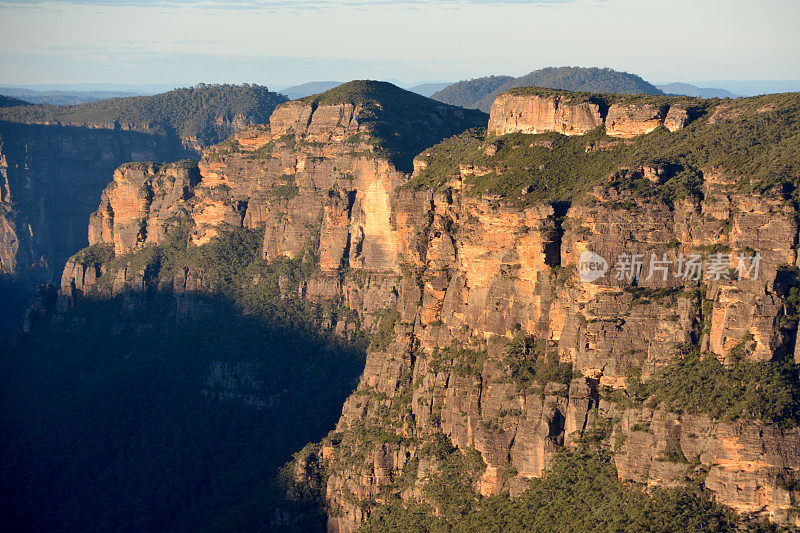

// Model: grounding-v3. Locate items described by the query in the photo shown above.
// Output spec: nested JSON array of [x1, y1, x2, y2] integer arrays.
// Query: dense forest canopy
[[0, 95, 29, 108], [432, 66, 663, 112], [429, 75, 513, 110], [0, 84, 288, 146]]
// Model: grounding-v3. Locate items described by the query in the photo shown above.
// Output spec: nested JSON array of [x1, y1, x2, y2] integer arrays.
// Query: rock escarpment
[[321, 171, 800, 531], [488, 89, 693, 138], [59, 86, 800, 530], [0, 85, 288, 334], [487, 92, 603, 136], [60, 81, 486, 323]]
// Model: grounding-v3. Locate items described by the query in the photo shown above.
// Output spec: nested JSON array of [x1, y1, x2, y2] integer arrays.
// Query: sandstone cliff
[[488, 88, 693, 139], [0, 85, 288, 333], [58, 86, 800, 530], [60, 81, 485, 316]]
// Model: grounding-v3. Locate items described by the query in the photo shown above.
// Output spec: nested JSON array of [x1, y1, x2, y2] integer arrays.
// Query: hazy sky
[[1, 0, 799, 88]]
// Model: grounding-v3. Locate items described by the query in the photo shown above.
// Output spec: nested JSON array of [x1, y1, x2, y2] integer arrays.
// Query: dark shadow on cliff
[[0, 276, 34, 336], [0, 120, 199, 337], [0, 292, 364, 532], [0, 120, 198, 285]]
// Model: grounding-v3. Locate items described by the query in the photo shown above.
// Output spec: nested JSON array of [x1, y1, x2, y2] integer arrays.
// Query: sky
[[1, 0, 799, 90]]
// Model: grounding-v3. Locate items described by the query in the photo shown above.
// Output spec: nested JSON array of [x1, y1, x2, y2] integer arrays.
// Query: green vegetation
[[0, 84, 287, 146], [73, 242, 115, 269], [406, 91, 800, 204], [624, 286, 682, 304], [430, 75, 514, 110], [432, 66, 662, 112], [0, 94, 29, 108], [362, 445, 740, 532], [265, 173, 299, 199], [298, 80, 487, 172], [504, 335, 574, 390], [369, 308, 402, 351], [250, 140, 275, 159], [429, 344, 488, 376], [627, 351, 800, 427], [420, 442, 486, 519]]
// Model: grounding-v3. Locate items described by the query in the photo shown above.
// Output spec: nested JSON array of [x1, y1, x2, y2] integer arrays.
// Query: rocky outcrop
[[487, 89, 693, 138], [605, 103, 667, 137], [487, 93, 603, 136], [268, 101, 363, 141], [615, 409, 800, 524], [62, 83, 484, 308], [0, 122, 195, 284], [87, 163, 201, 255]]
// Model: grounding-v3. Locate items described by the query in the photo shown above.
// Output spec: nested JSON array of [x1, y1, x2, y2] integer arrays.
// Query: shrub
[[631, 352, 800, 426]]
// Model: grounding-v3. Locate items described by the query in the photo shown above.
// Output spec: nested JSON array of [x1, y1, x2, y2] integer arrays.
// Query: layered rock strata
[[488, 91, 693, 138], [60, 87, 800, 530]]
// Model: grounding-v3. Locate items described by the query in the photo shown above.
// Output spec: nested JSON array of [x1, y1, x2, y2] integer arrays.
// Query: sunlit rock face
[[488, 90, 691, 139], [488, 93, 603, 136], [59, 85, 800, 530]]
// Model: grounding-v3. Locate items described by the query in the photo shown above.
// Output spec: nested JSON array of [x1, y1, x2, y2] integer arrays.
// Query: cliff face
[[487, 93, 603, 136], [59, 86, 800, 530], [488, 90, 691, 138], [61, 83, 485, 323], [0, 121, 194, 285], [0, 86, 288, 335], [321, 174, 800, 530]]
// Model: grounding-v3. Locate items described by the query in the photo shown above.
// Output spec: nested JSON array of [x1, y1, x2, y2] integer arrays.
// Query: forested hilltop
[[433, 66, 663, 112], [0, 95, 29, 108], [0, 84, 288, 146]]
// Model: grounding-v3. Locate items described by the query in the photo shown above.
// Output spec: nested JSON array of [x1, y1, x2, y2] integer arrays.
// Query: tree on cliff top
[[299, 80, 488, 172]]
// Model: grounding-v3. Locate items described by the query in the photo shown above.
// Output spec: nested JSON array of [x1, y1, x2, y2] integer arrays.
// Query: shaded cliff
[[2, 81, 489, 531], [24, 85, 800, 530], [0, 84, 287, 333]]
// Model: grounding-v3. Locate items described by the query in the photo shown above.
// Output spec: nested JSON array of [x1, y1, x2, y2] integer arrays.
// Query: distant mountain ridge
[[407, 82, 451, 97], [278, 81, 342, 100], [693, 80, 800, 96], [0, 87, 146, 106], [432, 67, 662, 112], [0, 83, 288, 146], [656, 82, 739, 99], [0, 95, 29, 108]]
